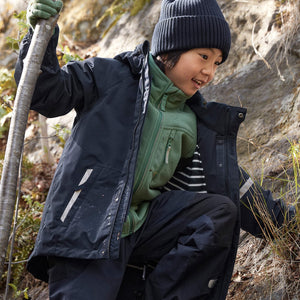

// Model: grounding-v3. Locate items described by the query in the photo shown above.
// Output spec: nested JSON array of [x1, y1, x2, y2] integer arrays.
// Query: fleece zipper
[[133, 110, 163, 194]]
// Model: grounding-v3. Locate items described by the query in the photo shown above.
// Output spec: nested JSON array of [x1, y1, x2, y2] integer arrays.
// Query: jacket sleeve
[[239, 167, 296, 238], [14, 26, 99, 118]]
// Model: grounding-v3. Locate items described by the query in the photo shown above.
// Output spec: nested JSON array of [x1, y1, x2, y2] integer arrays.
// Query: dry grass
[[230, 140, 300, 299], [229, 232, 299, 300]]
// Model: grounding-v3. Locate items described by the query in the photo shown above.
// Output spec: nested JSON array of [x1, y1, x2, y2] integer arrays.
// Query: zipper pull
[[165, 143, 171, 164]]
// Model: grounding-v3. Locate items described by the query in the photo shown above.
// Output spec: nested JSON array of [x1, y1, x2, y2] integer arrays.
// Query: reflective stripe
[[60, 190, 81, 222], [239, 177, 254, 198], [78, 169, 93, 186], [208, 279, 218, 289]]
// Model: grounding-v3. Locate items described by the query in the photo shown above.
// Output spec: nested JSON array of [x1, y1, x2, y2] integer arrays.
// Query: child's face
[[164, 48, 223, 96]]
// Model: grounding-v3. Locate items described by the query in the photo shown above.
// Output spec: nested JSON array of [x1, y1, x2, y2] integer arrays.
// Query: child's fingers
[[34, 0, 63, 13], [31, 8, 52, 20], [54, 0, 63, 12], [34, 3, 58, 17], [27, 0, 62, 28]]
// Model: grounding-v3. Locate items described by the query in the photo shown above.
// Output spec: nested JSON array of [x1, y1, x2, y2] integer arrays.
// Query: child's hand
[[27, 0, 63, 29]]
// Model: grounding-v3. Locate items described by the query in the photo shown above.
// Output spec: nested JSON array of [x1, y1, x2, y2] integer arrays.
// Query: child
[[15, 0, 295, 299]]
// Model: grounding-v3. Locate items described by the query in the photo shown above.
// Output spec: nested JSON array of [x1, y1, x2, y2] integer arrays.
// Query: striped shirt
[[163, 145, 207, 194], [163, 146, 255, 200]]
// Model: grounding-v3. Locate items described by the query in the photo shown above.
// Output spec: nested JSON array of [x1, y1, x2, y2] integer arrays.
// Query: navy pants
[[47, 191, 237, 300]]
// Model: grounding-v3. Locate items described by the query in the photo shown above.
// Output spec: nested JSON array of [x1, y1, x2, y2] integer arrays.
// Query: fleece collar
[[148, 54, 189, 111]]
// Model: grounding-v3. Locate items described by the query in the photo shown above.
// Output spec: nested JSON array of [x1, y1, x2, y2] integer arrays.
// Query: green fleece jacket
[[122, 54, 197, 237]]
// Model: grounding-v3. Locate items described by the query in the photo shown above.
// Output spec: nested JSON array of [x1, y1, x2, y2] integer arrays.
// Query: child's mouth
[[192, 78, 204, 89]]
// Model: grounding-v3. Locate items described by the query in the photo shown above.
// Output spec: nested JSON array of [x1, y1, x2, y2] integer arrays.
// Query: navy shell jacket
[[15, 28, 290, 300]]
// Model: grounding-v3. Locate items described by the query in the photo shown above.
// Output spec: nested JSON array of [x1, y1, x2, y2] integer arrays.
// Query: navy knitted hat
[[151, 0, 231, 62]]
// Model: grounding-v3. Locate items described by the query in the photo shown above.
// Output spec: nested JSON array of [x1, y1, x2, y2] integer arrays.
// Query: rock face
[[202, 0, 300, 184], [202, 36, 300, 181], [96, 1, 161, 57]]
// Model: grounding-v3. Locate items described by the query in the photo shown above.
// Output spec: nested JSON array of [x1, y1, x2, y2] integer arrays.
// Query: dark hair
[[154, 50, 186, 73]]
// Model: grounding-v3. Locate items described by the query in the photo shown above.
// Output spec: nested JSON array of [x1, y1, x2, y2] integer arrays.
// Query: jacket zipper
[[107, 54, 151, 257], [225, 107, 231, 197]]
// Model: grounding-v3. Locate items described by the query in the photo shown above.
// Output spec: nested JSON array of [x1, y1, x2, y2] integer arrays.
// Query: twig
[[251, 19, 272, 70]]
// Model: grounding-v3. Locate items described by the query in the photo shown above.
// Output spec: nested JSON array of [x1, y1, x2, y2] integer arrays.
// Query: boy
[[15, 0, 295, 299]]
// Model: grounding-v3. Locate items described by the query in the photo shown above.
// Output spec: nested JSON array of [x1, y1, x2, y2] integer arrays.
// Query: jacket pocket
[[151, 130, 179, 186], [164, 131, 176, 164]]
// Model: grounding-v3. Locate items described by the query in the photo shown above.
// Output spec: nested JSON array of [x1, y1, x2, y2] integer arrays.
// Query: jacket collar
[[114, 41, 150, 76]]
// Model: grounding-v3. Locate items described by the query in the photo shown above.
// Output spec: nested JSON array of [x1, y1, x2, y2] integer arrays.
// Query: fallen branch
[[0, 15, 59, 278]]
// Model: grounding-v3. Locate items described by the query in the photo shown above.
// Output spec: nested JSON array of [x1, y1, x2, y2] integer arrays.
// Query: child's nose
[[201, 64, 216, 81]]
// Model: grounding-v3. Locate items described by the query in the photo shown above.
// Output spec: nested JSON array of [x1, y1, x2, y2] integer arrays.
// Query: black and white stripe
[[163, 147, 254, 198], [163, 145, 207, 193]]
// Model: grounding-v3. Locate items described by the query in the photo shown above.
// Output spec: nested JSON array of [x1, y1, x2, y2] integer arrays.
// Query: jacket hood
[[114, 41, 150, 76]]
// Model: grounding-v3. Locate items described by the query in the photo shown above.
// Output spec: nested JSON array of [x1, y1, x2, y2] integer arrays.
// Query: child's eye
[[200, 54, 208, 60], [215, 61, 222, 66]]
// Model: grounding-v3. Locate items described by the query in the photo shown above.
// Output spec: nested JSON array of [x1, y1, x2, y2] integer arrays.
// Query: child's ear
[[156, 55, 166, 65], [160, 54, 168, 62]]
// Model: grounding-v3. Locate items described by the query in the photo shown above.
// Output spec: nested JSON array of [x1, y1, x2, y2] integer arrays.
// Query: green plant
[[52, 123, 71, 148], [1, 194, 44, 290], [0, 105, 12, 138], [57, 45, 83, 65], [8, 284, 29, 300], [6, 11, 29, 51], [289, 140, 299, 197], [0, 68, 16, 138], [0, 68, 16, 95], [0, 12, 27, 139]]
